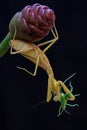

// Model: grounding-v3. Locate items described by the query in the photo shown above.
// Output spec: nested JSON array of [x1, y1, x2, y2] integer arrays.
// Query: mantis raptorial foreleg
[[37, 23, 59, 53]]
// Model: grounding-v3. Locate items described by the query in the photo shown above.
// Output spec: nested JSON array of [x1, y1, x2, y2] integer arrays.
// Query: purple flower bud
[[9, 3, 55, 43]]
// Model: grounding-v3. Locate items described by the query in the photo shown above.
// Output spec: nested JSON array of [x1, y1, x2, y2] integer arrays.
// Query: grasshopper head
[[57, 82, 79, 117]]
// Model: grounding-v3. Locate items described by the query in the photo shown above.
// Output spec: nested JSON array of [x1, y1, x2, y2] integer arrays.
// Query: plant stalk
[[0, 33, 11, 57]]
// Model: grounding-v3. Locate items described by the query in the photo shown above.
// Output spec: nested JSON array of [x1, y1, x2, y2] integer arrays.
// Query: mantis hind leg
[[9, 21, 21, 55], [16, 55, 39, 76], [37, 23, 59, 53], [10, 44, 40, 76], [10, 46, 22, 54]]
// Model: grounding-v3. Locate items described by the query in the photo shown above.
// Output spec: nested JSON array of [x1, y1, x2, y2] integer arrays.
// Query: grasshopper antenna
[[64, 73, 76, 84]]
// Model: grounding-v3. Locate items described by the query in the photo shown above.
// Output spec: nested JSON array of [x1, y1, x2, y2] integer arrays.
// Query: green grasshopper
[[57, 79, 80, 117]]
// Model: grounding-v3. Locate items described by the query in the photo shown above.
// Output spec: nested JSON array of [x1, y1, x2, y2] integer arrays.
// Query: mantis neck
[[43, 53, 54, 78]]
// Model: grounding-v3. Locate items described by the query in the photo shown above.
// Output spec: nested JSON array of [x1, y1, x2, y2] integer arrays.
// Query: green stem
[[0, 32, 11, 58]]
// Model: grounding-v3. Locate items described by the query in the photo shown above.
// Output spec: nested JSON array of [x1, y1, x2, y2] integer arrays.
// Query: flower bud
[[9, 3, 55, 43]]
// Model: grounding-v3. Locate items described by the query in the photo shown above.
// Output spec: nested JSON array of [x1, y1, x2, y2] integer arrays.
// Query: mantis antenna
[[32, 101, 46, 108]]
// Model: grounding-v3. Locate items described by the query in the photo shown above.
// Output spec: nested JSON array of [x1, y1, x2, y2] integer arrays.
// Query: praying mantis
[[9, 23, 79, 116]]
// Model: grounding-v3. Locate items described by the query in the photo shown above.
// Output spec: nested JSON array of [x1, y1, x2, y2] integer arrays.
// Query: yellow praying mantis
[[9, 23, 79, 116]]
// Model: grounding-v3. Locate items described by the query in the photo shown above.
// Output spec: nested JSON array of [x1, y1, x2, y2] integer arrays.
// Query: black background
[[0, 0, 87, 130]]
